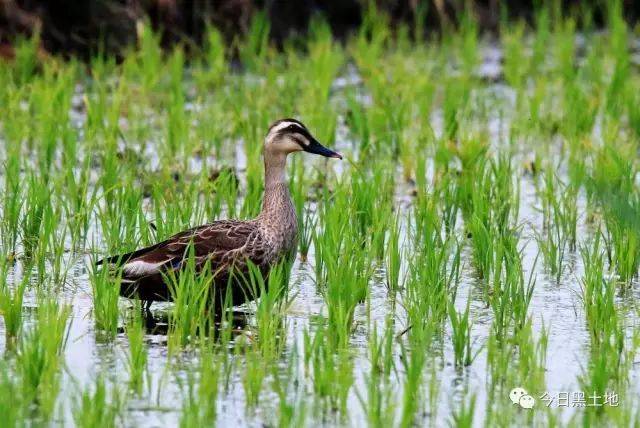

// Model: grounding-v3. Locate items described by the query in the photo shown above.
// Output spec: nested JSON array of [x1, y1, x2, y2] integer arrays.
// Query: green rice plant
[[553, 17, 577, 82], [20, 173, 51, 260], [164, 47, 189, 162], [313, 185, 373, 340], [0, 259, 27, 348], [1, 131, 23, 254], [238, 11, 271, 72], [580, 237, 618, 347], [344, 90, 372, 153], [97, 184, 146, 255], [501, 21, 528, 92], [603, 1, 629, 119], [457, 11, 479, 78], [303, 325, 354, 415], [588, 144, 640, 284], [290, 159, 314, 261], [601, 198, 640, 285], [399, 204, 459, 424], [11, 32, 40, 84], [442, 77, 472, 141], [180, 343, 221, 427], [535, 221, 566, 284], [351, 3, 390, 81], [0, 359, 25, 426], [213, 302, 236, 394], [398, 324, 431, 427], [350, 163, 395, 256], [193, 25, 227, 90], [17, 295, 70, 420], [272, 349, 307, 427], [313, 192, 373, 345], [323, 243, 372, 348], [626, 90, 640, 140], [147, 179, 207, 243], [467, 214, 495, 282], [241, 344, 267, 409], [414, 159, 458, 241], [298, 207, 315, 263], [449, 393, 476, 428], [489, 156, 520, 233], [89, 257, 121, 338], [405, 231, 460, 328], [458, 151, 519, 282], [490, 233, 536, 341], [485, 313, 548, 412], [578, 271, 629, 424], [448, 295, 478, 367], [124, 304, 148, 395], [562, 79, 598, 138], [37, 202, 74, 286], [513, 319, 548, 396], [166, 248, 215, 352], [136, 22, 162, 93], [73, 376, 123, 428], [356, 321, 396, 428], [243, 260, 291, 360], [294, 18, 344, 140], [59, 160, 98, 251], [558, 181, 580, 251], [211, 162, 240, 221], [385, 212, 403, 295]]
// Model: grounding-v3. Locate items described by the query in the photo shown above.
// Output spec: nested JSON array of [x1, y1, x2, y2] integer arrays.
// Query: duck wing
[[100, 220, 264, 281]]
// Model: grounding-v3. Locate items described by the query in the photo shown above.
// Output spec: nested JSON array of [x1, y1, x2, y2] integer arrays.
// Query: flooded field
[[1, 6, 640, 427]]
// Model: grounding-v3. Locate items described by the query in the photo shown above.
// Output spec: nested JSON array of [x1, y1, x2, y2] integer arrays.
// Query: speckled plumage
[[98, 119, 340, 308]]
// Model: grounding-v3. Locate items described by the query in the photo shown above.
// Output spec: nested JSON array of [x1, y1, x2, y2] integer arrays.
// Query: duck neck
[[260, 151, 295, 219], [263, 151, 288, 189]]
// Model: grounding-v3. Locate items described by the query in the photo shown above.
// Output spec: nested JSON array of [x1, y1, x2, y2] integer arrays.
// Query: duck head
[[265, 118, 342, 159]]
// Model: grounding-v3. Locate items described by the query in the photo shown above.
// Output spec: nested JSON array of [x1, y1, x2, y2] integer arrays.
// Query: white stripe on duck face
[[269, 120, 306, 135]]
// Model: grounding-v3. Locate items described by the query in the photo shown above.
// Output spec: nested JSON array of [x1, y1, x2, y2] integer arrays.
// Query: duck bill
[[304, 138, 343, 159]]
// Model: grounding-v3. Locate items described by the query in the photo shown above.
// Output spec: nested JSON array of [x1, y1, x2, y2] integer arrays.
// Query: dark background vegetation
[[0, 0, 638, 58]]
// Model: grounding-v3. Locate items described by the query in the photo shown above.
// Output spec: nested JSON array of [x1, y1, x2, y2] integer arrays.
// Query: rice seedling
[[589, 144, 640, 284], [0, 262, 27, 349], [291, 159, 314, 261], [89, 257, 121, 338], [578, 235, 636, 423], [73, 376, 123, 428], [17, 295, 70, 420], [448, 295, 478, 368], [398, 324, 430, 428], [535, 221, 566, 283], [180, 343, 221, 427], [249, 260, 291, 360], [303, 325, 354, 415], [449, 393, 476, 428], [166, 249, 215, 352], [356, 321, 397, 427], [124, 303, 148, 395], [489, 234, 536, 341], [0, 359, 25, 426], [384, 212, 403, 295], [272, 350, 308, 427], [241, 344, 268, 409]]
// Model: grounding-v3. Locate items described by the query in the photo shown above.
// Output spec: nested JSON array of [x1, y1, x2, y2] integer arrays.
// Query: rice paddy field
[[2, 3, 640, 427]]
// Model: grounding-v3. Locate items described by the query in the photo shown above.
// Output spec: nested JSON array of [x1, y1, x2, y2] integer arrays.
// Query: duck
[[97, 119, 342, 310]]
